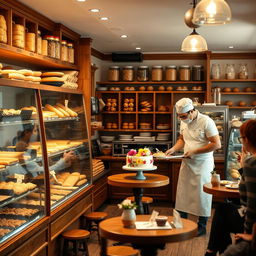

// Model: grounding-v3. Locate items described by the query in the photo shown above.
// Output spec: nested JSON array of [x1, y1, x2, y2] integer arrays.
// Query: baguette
[[62, 175, 80, 187], [45, 104, 65, 118], [54, 106, 70, 117], [55, 103, 78, 117]]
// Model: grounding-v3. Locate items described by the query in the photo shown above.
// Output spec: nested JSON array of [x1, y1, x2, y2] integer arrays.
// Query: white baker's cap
[[175, 98, 194, 114]]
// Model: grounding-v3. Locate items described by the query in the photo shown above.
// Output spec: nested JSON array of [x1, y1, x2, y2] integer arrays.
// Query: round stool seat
[[84, 211, 108, 220], [62, 229, 90, 240], [107, 245, 139, 256], [127, 196, 153, 204]]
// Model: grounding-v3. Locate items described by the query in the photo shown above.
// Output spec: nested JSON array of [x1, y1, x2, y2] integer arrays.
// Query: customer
[[205, 119, 256, 256], [166, 98, 221, 236]]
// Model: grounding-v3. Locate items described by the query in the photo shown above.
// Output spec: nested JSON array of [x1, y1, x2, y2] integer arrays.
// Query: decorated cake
[[126, 148, 153, 168]]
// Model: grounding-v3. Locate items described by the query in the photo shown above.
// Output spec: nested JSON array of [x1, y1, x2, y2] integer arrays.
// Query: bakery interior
[[0, 0, 255, 255]]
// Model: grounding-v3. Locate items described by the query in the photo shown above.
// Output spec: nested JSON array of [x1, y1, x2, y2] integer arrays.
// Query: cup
[[155, 216, 168, 226]]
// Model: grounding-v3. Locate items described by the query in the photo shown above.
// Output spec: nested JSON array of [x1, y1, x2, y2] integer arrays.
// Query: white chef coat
[[175, 111, 219, 217]]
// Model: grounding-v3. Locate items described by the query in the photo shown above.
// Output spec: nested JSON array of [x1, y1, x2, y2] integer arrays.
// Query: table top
[[99, 215, 197, 244], [203, 183, 240, 198], [107, 173, 169, 188]]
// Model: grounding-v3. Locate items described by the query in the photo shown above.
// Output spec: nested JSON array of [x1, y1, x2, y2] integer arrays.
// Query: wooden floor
[[86, 202, 213, 256]]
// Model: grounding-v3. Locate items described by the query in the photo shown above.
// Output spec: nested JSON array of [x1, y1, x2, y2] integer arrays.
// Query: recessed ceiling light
[[228, 46, 234, 49], [100, 17, 109, 21], [136, 47, 141, 50], [90, 8, 100, 13], [121, 35, 128, 38], [77, 0, 86, 2]]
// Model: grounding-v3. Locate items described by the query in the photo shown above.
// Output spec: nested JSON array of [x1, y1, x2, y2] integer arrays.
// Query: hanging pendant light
[[192, 0, 231, 25], [181, 29, 208, 52]]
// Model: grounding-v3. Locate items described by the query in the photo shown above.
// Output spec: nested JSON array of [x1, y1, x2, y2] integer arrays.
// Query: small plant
[[118, 199, 137, 210]]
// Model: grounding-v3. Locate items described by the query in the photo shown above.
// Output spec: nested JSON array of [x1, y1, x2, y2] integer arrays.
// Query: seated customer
[[205, 120, 256, 256]]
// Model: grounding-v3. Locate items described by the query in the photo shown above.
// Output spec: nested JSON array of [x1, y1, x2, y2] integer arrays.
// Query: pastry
[[158, 86, 165, 91], [166, 86, 173, 91], [139, 86, 146, 91], [244, 87, 253, 92], [238, 101, 246, 106], [222, 87, 231, 92], [232, 87, 240, 92], [147, 86, 154, 91], [225, 100, 233, 106]]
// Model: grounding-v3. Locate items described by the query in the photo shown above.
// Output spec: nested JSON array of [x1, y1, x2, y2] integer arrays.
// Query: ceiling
[[18, 0, 256, 54]]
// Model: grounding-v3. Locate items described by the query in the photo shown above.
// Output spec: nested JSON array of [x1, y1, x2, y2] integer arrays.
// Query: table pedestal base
[[133, 188, 144, 214], [135, 170, 146, 180], [134, 243, 165, 256]]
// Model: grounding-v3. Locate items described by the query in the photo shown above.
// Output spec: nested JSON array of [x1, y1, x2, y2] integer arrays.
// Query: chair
[[126, 196, 153, 214], [83, 211, 108, 242], [62, 229, 90, 256], [107, 245, 139, 256]]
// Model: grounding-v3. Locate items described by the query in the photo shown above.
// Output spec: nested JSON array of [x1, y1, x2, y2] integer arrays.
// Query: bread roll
[[45, 104, 65, 118]]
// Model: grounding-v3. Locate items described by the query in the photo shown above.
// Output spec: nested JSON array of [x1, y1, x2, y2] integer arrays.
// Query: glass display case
[[225, 127, 242, 180], [39, 90, 92, 210], [0, 86, 45, 244], [173, 105, 229, 159]]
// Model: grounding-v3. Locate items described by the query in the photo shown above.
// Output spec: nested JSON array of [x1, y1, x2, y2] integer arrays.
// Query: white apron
[[175, 113, 216, 217]]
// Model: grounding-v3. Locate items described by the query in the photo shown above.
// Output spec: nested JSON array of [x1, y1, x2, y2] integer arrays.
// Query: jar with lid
[[37, 30, 42, 54], [225, 64, 235, 79], [122, 66, 134, 81], [46, 36, 55, 58], [25, 32, 36, 52], [61, 40, 68, 62], [179, 65, 191, 81], [238, 64, 248, 79], [151, 66, 163, 81], [192, 65, 204, 81], [42, 36, 48, 56], [137, 66, 149, 81], [54, 36, 61, 59], [165, 65, 177, 81], [211, 64, 221, 79], [67, 42, 74, 63], [108, 66, 120, 81]]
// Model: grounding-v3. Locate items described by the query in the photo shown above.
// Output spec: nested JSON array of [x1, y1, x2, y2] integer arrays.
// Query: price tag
[[65, 100, 69, 108], [14, 174, 25, 184]]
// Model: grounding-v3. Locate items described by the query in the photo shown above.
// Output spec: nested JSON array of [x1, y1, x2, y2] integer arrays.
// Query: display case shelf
[[97, 81, 206, 85], [211, 79, 256, 82]]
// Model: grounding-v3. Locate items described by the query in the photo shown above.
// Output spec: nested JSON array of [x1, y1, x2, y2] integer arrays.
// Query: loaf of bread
[[41, 77, 64, 82], [76, 179, 87, 186], [54, 106, 70, 117], [55, 103, 78, 117], [45, 104, 65, 118], [41, 72, 65, 77], [62, 174, 80, 187]]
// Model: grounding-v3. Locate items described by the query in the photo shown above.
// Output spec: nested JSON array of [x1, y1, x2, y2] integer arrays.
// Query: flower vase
[[121, 209, 136, 228], [211, 173, 220, 187]]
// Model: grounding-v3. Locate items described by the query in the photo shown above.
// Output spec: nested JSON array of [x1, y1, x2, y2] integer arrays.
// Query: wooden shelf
[[221, 92, 256, 95], [211, 79, 256, 82], [97, 81, 206, 85], [96, 90, 205, 94], [0, 43, 78, 70], [229, 106, 255, 109], [97, 129, 172, 132], [0, 78, 83, 94]]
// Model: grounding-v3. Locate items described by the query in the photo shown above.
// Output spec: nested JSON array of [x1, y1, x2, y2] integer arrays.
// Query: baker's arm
[[166, 135, 185, 155]]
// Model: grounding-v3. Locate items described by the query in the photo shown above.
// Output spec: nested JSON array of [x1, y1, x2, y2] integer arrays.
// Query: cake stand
[[122, 165, 157, 180]]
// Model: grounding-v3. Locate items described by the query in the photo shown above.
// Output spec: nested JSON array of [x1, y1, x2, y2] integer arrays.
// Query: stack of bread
[[0, 15, 7, 43], [0, 181, 36, 195], [140, 100, 152, 112], [123, 98, 134, 111], [56, 171, 87, 187], [92, 159, 104, 177], [12, 23, 25, 48], [106, 98, 118, 112], [61, 70, 79, 89], [40, 71, 65, 85], [0, 69, 41, 82], [0, 151, 30, 166], [42, 103, 78, 119]]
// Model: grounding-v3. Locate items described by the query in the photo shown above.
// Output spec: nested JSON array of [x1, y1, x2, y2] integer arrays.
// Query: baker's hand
[[183, 150, 195, 158], [63, 151, 77, 163], [234, 233, 253, 242], [165, 148, 175, 156]]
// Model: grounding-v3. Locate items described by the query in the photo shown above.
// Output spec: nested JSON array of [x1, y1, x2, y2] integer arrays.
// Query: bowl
[[155, 216, 168, 226], [101, 147, 112, 155], [119, 134, 133, 139], [100, 136, 115, 142], [139, 132, 151, 137]]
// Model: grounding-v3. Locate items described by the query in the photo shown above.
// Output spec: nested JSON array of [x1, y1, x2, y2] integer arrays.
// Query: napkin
[[149, 210, 159, 224], [173, 209, 183, 228]]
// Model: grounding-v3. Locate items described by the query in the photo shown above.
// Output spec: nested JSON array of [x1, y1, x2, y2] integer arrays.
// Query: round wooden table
[[203, 183, 240, 198], [108, 173, 169, 214], [99, 215, 197, 256]]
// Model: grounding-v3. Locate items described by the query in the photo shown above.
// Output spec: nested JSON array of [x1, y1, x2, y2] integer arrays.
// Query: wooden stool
[[107, 245, 139, 256], [126, 196, 153, 214], [84, 212, 108, 242], [62, 229, 90, 256]]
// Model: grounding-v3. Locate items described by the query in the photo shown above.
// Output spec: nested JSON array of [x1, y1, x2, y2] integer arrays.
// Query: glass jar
[[238, 64, 248, 79], [137, 66, 149, 81], [211, 64, 221, 79], [179, 65, 191, 81], [192, 65, 204, 81], [108, 66, 120, 81], [54, 36, 60, 59], [151, 66, 163, 81], [61, 40, 68, 62], [37, 30, 42, 54], [42, 36, 48, 56], [47, 36, 55, 58], [225, 64, 235, 79], [0, 15, 7, 43], [25, 32, 36, 52], [67, 42, 74, 63], [213, 88, 221, 105], [165, 65, 177, 81], [122, 66, 134, 81]]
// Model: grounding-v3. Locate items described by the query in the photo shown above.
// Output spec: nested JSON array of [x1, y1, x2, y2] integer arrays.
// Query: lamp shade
[[181, 29, 208, 52], [192, 0, 231, 25]]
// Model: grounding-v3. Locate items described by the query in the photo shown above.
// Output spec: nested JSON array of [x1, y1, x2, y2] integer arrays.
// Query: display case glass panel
[[173, 105, 229, 159], [39, 91, 92, 210], [0, 86, 45, 244]]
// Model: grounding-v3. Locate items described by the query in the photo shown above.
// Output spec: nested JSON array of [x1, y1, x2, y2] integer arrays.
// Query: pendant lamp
[[192, 0, 231, 25], [181, 29, 208, 52]]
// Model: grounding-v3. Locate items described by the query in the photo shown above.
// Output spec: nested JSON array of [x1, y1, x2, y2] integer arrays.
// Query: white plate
[[156, 138, 169, 141], [154, 154, 185, 159], [119, 138, 133, 141], [225, 184, 239, 189], [135, 221, 172, 230], [220, 180, 236, 186], [123, 165, 157, 171]]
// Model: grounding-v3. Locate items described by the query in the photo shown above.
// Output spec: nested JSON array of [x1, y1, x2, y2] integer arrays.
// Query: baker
[[166, 98, 221, 236]]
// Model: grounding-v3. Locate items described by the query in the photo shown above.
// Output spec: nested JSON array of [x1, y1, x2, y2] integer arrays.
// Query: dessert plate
[[225, 184, 239, 189]]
